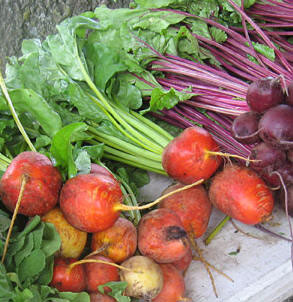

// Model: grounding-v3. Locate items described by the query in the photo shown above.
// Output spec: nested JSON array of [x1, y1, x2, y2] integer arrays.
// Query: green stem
[[76, 47, 162, 154], [119, 178, 141, 225], [102, 145, 164, 171], [86, 93, 153, 151], [0, 72, 36, 152], [102, 152, 166, 175], [130, 110, 174, 143], [204, 215, 231, 246], [113, 106, 170, 148], [87, 127, 162, 162], [111, 105, 164, 154], [0, 153, 11, 165]]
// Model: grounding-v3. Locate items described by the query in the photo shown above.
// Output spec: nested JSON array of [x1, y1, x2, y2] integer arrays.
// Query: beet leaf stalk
[[48, 19, 175, 175]]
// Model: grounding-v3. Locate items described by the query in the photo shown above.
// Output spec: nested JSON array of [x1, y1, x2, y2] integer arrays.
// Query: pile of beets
[[232, 77, 293, 214]]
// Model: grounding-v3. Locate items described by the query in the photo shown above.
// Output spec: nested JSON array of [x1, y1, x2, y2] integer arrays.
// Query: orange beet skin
[[162, 126, 222, 184], [160, 183, 212, 238], [60, 173, 123, 233], [209, 165, 274, 225], [138, 208, 190, 263]]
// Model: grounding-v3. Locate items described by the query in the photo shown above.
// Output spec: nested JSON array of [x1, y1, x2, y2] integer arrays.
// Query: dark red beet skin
[[59, 173, 123, 233], [249, 142, 286, 172], [0, 151, 62, 216], [231, 111, 261, 144], [259, 104, 293, 150], [246, 77, 284, 113], [285, 81, 293, 106]]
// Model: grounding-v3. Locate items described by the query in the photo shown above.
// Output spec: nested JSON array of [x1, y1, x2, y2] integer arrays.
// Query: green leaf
[[75, 150, 91, 175], [32, 223, 45, 250], [0, 263, 13, 301], [99, 281, 130, 302], [17, 216, 41, 239], [84, 42, 128, 91], [47, 16, 100, 81], [14, 233, 34, 267], [112, 77, 143, 110], [41, 222, 61, 257], [176, 26, 200, 58], [50, 122, 88, 179], [0, 210, 11, 233], [58, 291, 90, 302], [82, 144, 104, 163], [210, 27, 227, 43], [18, 249, 46, 282], [4, 89, 62, 137], [134, 0, 188, 8], [63, 82, 107, 123], [37, 256, 54, 285], [248, 41, 275, 62], [35, 135, 51, 149], [146, 87, 194, 113]]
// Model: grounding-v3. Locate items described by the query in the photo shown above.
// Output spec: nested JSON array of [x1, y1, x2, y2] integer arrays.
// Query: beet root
[[85, 255, 120, 293], [160, 183, 212, 238], [60, 173, 123, 232], [152, 263, 186, 302], [138, 208, 189, 263], [209, 165, 274, 225], [91, 217, 137, 263], [162, 126, 222, 184], [0, 151, 62, 216], [50, 257, 86, 292]]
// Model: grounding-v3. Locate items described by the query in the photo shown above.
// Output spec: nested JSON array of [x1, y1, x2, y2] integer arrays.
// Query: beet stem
[[68, 259, 132, 273], [116, 179, 204, 211], [204, 215, 231, 246], [1, 175, 28, 263], [0, 72, 36, 152]]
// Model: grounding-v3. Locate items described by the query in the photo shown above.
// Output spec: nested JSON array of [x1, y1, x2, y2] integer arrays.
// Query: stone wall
[[0, 0, 130, 72]]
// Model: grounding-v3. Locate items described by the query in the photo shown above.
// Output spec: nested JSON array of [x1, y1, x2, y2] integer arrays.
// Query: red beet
[[162, 126, 222, 184], [159, 183, 212, 238], [0, 151, 62, 216], [84, 255, 120, 293], [152, 264, 186, 302], [172, 246, 193, 273], [285, 81, 293, 106], [246, 77, 284, 113], [59, 173, 123, 232], [50, 257, 86, 292], [259, 104, 293, 150], [90, 164, 116, 180], [90, 292, 115, 302], [231, 111, 261, 144], [138, 208, 190, 263]]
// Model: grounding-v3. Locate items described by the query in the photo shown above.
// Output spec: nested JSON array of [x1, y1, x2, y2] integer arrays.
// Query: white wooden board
[[139, 173, 293, 302]]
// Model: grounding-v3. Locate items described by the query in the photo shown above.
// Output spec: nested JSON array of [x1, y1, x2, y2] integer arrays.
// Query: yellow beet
[[42, 207, 87, 258], [120, 255, 163, 300]]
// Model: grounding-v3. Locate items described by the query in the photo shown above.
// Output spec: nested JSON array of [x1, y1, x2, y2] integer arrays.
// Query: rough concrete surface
[[0, 0, 130, 71]]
